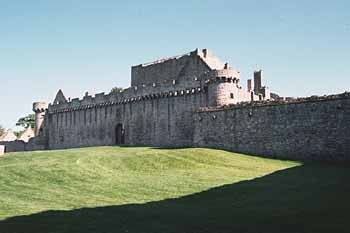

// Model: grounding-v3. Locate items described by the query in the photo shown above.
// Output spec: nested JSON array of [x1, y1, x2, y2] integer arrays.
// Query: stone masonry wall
[[194, 95, 350, 161], [131, 50, 211, 87], [0, 137, 48, 153], [0, 141, 26, 153], [47, 89, 207, 150]]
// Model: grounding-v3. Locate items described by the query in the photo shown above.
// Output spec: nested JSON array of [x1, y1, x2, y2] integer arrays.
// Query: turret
[[207, 77, 238, 107], [33, 102, 48, 136], [206, 68, 241, 107]]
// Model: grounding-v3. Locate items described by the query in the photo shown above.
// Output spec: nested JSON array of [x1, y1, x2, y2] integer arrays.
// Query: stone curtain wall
[[0, 141, 26, 153], [127, 91, 206, 147], [0, 137, 48, 153], [194, 95, 350, 161], [47, 90, 207, 150], [4, 92, 350, 162]]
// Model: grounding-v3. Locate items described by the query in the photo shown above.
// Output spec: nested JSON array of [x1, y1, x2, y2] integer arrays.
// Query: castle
[[1, 49, 350, 161]]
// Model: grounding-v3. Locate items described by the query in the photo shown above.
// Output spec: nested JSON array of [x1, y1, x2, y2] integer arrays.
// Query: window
[[230, 93, 234, 99]]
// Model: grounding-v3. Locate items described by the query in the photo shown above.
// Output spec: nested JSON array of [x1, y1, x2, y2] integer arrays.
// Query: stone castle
[[1, 49, 350, 161]]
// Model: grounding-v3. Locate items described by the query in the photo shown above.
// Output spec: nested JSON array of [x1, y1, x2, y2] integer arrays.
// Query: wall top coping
[[135, 51, 193, 68], [196, 92, 350, 113]]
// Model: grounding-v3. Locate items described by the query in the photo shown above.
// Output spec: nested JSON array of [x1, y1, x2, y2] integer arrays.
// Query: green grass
[[0, 147, 349, 233]]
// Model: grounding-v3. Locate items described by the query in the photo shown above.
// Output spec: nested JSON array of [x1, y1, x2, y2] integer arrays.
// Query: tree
[[16, 114, 35, 129], [14, 130, 25, 138], [0, 125, 5, 137], [110, 87, 124, 93]]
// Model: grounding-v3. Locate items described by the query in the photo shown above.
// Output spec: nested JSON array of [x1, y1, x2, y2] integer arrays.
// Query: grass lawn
[[0, 147, 349, 233]]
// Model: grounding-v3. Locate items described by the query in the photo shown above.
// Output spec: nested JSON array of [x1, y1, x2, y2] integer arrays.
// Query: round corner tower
[[206, 68, 241, 107], [33, 102, 48, 136]]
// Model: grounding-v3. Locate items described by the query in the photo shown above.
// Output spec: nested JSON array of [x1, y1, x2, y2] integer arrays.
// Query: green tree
[[110, 87, 124, 93], [16, 114, 35, 129], [14, 130, 25, 138]]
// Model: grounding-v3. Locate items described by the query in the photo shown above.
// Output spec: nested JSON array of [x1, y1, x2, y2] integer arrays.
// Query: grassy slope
[[0, 147, 349, 233]]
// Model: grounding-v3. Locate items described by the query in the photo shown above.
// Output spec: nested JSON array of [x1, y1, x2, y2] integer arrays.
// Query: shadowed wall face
[[194, 97, 350, 161], [47, 92, 208, 149], [0, 141, 26, 152]]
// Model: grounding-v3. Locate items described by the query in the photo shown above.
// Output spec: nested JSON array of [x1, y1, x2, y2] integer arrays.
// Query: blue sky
[[0, 0, 349, 129]]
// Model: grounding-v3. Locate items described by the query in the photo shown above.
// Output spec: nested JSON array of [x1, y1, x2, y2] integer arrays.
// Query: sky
[[0, 0, 349, 129]]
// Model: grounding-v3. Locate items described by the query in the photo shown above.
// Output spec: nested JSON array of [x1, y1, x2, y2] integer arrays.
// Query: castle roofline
[[133, 50, 195, 68], [133, 48, 229, 71]]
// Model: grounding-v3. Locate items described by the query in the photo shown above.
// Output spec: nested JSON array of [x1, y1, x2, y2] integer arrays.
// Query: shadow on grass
[[1, 163, 349, 233]]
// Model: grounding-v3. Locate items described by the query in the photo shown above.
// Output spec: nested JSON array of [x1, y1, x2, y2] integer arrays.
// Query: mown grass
[[0, 147, 349, 233]]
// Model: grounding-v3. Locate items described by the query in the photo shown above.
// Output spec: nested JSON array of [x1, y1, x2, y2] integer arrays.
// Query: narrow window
[[230, 93, 234, 99]]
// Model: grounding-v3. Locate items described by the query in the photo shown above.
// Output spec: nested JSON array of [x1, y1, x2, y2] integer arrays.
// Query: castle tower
[[207, 78, 234, 107], [247, 79, 254, 92], [253, 70, 271, 100], [253, 70, 262, 94], [33, 102, 48, 136], [206, 66, 242, 107]]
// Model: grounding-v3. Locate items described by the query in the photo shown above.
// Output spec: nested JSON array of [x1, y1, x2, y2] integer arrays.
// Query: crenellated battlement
[[48, 86, 205, 114], [205, 76, 240, 84], [48, 74, 210, 113], [33, 102, 48, 113]]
